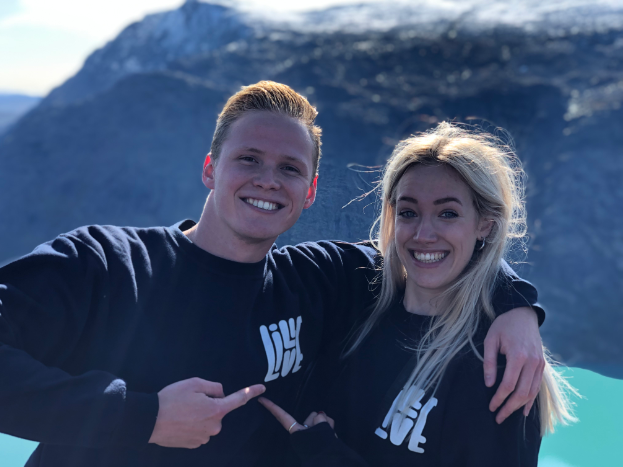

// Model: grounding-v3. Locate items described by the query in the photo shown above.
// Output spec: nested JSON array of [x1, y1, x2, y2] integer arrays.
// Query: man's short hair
[[210, 81, 322, 178]]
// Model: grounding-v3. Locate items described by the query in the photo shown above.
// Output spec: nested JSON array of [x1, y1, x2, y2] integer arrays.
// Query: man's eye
[[240, 156, 257, 163], [440, 211, 458, 219], [283, 165, 301, 173], [398, 210, 416, 218]]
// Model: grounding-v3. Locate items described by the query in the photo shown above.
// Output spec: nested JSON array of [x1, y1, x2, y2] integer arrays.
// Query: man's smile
[[243, 197, 284, 211]]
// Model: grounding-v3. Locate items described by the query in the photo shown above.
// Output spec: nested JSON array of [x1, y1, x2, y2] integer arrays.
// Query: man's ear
[[202, 153, 215, 190], [303, 176, 318, 210]]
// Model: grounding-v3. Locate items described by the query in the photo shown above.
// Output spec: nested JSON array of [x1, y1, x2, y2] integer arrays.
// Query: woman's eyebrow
[[434, 197, 462, 206], [396, 196, 462, 206]]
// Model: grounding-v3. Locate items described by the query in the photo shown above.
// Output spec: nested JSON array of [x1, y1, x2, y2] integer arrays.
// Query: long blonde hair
[[347, 122, 576, 435]]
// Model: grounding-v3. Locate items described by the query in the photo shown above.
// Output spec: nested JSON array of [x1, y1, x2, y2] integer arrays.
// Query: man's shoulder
[[271, 240, 378, 264], [14, 224, 178, 270], [61, 224, 171, 250]]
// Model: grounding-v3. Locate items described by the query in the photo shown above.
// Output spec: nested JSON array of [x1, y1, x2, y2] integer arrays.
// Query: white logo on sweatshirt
[[260, 316, 303, 382], [375, 386, 438, 453]]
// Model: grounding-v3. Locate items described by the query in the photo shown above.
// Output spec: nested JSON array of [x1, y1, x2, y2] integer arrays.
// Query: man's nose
[[253, 166, 281, 190]]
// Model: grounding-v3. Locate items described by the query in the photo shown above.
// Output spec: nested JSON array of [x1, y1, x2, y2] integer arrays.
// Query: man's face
[[203, 111, 317, 245]]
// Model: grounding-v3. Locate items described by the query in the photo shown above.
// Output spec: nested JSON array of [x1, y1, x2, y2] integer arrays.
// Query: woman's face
[[394, 164, 493, 296]]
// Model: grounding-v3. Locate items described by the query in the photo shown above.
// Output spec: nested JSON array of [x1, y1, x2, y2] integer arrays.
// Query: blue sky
[[0, 0, 376, 96]]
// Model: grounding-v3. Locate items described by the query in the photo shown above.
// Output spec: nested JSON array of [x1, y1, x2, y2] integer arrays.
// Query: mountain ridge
[[1, 0, 622, 377]]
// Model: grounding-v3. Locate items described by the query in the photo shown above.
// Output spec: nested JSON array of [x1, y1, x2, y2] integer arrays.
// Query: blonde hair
[[211, 81, 322, 177], [347, 122, 576, 436]]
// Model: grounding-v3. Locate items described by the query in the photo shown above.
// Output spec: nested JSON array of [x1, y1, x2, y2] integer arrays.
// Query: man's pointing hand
[[149, 378, 266, 449]]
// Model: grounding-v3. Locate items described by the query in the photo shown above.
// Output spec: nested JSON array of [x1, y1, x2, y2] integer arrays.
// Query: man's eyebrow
[[434, 197, 462, 206], [242, 147, 265, 154], [282, 154, 304, 163], [241, 148, 303, 163]]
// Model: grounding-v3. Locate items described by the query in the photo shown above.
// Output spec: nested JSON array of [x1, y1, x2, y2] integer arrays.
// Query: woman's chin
[[408, 276, 451, 292]]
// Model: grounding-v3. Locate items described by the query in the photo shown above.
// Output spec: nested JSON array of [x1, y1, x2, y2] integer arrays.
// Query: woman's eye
[[440, 211, 458, 219], [398, 210, 416, 218]]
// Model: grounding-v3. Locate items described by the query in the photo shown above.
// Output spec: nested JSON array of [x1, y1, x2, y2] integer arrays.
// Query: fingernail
[[318, 411, 325, 415], [485, 376, 493, 386]]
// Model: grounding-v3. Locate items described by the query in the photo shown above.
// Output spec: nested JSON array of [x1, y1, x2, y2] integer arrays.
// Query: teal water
[[1, 368, 621, 465]]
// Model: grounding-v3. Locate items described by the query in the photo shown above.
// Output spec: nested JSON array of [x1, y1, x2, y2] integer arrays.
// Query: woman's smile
[[410, 249, 450, 265]]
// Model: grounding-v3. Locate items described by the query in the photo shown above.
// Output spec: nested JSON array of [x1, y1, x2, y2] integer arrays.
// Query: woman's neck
[[403, 284, 445, 316]]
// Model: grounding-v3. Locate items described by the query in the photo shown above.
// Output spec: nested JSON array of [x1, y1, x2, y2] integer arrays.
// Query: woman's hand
[[484, 306, 545, 424], [258, 397, 335, 434]]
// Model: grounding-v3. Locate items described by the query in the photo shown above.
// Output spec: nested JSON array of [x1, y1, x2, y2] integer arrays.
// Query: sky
[[0, 0, 380, 96]]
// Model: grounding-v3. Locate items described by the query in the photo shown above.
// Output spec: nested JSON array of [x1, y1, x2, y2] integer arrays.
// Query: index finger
[[483, 335, 500, 388], [257, 397, 302, 433], [218, 384, 266, 416]]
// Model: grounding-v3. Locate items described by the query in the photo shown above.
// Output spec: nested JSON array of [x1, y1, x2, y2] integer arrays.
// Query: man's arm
[[485, 260, 545, 423], [0, 234, 264, 448], [0, 235, 160, 447]]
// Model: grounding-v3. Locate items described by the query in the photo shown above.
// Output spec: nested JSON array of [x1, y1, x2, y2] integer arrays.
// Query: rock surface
[[0, 0, 622, 377]]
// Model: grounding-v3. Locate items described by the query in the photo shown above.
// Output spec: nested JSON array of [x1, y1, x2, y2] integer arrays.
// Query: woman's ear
[[478, 217, 494, 240], [203, 153, 215, 189]]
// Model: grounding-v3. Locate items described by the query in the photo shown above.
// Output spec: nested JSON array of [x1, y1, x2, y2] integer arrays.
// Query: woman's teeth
[[245, 198, 279, 211], [413, 251, 447, 263]]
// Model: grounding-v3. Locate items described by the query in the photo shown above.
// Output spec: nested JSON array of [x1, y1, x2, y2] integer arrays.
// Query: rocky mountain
[[0, 93, 41, 136], [1, 0, 622, 377]]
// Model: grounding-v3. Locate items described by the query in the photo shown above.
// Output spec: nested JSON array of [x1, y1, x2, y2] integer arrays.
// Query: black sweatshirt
[[289, 300, 542, 467], [0, 221, 378, 466], [0, 220, 543, 466]]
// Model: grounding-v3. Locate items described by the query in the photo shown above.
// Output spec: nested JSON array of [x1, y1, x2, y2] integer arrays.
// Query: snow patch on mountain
[[257, 0, 623, 35]]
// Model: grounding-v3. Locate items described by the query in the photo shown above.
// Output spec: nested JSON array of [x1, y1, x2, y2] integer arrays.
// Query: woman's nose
[[413, 218, 437, 242]]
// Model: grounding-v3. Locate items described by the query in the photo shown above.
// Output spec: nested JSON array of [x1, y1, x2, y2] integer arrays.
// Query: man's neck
[[184, 206, 275, 264]]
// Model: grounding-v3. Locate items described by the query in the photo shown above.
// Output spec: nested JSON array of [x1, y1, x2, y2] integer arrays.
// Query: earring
[[477, 237, 486, 250]]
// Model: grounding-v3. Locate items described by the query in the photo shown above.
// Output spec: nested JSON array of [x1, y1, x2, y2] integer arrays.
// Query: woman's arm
[[259, 397, 368, 467]]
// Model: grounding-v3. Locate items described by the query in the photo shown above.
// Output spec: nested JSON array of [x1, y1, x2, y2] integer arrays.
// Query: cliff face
[[1, 0, 622, 377]]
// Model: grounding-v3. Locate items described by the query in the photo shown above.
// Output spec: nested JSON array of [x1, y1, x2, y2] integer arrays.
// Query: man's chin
[[235, 227, 283, 246], [232, 213, 301, 246]]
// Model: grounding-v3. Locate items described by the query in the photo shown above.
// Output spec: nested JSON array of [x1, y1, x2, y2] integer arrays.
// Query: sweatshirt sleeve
[[0, 234, 158, 447], [493, 260, 545, 326], [287, 241, 379, 347], [290, 423, 368, 467]]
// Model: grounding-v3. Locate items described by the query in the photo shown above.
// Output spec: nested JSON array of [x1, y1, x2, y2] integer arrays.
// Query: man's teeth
[[245, 198, 279, 211], [413, 251, 447, 263]]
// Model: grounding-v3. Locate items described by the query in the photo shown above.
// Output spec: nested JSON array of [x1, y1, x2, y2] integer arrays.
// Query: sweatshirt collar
[[167, 220, 267, 277]]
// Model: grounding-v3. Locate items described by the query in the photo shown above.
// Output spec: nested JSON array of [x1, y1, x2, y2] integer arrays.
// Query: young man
[[0, 82, 544, 466]]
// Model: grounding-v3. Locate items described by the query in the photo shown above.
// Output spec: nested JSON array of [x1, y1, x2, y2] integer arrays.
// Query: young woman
[[260, 122, 576, 466]]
